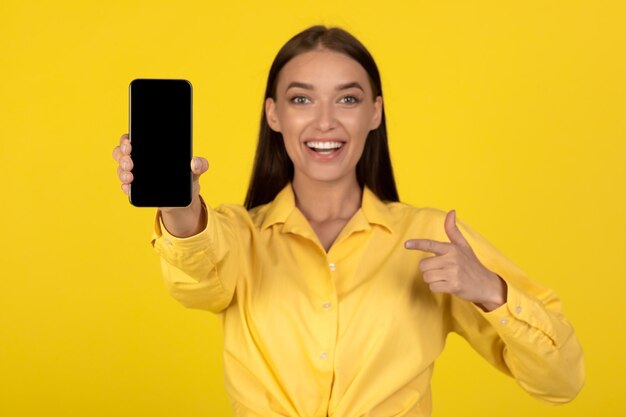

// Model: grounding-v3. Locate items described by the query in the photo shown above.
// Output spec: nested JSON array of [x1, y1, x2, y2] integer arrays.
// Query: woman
[[113, 26, 584, 417]]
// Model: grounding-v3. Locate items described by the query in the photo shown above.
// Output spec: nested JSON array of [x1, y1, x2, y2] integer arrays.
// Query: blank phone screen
[[129, 79, 192, 207]]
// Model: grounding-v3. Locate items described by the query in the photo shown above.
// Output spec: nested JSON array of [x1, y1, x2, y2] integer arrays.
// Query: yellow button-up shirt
[[152, 185, 584, 417]]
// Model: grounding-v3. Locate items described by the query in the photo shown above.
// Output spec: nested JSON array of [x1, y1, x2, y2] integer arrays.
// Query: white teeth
[[305, 141, 343, 150]]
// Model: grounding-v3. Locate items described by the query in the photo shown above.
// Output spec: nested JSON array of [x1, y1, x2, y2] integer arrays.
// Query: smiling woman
[[265, 50, 383, 194], [112, 25, 585, 417], [245, 26, 398, 210]]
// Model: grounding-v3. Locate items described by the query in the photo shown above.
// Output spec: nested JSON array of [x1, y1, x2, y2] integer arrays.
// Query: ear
[[265, 97, 281, 132], [370, 96, 383, 130]]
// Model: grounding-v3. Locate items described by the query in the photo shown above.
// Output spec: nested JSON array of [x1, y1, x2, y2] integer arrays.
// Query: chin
[[300, 170, 357, 186]]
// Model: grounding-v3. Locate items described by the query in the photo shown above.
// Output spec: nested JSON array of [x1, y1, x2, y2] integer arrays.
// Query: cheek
[[276, 111, 305, 157], [277, 109, 311, 136], [342, 110, 375, 138]]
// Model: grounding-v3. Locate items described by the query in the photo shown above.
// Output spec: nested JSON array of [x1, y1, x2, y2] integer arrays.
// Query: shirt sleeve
[[449, 222, 585, 404], [150, 198, 244, 313]]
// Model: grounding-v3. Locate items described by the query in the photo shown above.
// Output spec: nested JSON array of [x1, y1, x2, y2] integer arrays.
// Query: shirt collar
[[260, 184, 394, 234]]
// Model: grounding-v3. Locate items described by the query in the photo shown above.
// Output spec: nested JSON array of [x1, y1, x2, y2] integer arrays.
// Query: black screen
[[129, 79, 192, 207]]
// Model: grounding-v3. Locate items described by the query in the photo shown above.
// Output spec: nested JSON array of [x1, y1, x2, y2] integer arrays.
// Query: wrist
[[477, 273, 508, 312], [160, 195, 206, 238]]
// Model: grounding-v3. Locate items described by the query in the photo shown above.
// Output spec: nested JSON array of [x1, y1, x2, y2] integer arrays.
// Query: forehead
[[276, 49, 372, 92]]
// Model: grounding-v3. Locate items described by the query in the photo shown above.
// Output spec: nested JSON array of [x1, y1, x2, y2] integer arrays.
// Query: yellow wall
[[1, 1, 624, 416]]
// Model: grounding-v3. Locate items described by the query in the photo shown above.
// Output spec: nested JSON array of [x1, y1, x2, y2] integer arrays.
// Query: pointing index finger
[[404, 239, 450, 255]]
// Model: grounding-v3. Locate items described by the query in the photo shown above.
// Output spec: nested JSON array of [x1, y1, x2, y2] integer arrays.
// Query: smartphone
[[129, 79, 192, 207]]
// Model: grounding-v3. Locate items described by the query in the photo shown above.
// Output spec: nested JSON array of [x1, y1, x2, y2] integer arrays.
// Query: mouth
[[304, 140, 345, 155]]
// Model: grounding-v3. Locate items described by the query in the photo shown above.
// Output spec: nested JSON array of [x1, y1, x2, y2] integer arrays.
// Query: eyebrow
[[285, 81, 365, 93], [336, 82, 365, 92]]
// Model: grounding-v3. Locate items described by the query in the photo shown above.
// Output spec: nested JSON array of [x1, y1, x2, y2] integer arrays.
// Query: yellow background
[[1, 0, 624, 416]]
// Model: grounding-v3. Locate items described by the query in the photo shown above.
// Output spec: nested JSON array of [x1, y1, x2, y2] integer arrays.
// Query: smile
[[305, 141, 345, 155]]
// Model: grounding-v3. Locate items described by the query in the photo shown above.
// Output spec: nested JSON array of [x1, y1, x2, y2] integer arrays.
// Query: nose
[[314, 101, 337, 132]]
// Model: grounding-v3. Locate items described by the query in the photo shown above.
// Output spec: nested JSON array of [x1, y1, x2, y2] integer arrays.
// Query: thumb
[[445, 210, 470, 247], [191, 157, 209, 180]]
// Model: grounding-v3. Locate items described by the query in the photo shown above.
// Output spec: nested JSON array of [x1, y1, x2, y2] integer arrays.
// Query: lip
[[302, 139, 346, 161]]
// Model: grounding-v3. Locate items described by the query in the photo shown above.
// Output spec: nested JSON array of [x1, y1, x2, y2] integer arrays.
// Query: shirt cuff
[[479, 282, 558, 344]]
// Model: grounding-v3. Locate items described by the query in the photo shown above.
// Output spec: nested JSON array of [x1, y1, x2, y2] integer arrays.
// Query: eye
[[339, 95, 360, 105], [290, 95, 311, 105]]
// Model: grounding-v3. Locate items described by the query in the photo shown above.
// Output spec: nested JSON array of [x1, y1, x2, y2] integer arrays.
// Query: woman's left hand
[[404, 210, 507, 312]]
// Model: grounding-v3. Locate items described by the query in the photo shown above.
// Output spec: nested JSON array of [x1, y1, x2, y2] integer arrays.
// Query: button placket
[[323, 261, 337, 311], [317, 258, 338, 368], [322, 262, 335, 310]]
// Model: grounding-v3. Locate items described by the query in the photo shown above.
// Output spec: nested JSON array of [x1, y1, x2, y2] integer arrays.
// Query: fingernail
[[122, 144, 129, 153], [404, 241, 413, 249], [122, 161, 128, 170], [193, 159, 201, 170]]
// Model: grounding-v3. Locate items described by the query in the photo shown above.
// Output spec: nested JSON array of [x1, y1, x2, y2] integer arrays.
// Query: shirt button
[[515, 306, 522, 314], [322, 302, 332, 309], [320, 352, 328, 360], [499, 318, 508, 326], [329, 262, 336, 271]]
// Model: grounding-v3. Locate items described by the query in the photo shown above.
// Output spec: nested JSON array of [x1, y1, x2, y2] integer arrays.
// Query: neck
[[292, 175, 362, 223]]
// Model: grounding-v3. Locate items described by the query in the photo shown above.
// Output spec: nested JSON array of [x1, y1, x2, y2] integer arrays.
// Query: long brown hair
[[244, 25, 399, 209]]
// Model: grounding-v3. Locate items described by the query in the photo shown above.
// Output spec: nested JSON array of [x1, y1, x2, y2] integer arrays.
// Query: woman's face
[[266, 49, 382, 187]]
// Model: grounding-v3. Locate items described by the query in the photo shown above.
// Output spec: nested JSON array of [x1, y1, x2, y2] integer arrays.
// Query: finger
[[419, 255, 453, 272], [121, 183, 130, 196], [116, 158, 130, 174], [422, 269, 442, 284], [121, 139, 132, 155], [119, 155, 133, 172], [428, 280, 451, 294], [444, 210, 470, 248], [191, 157, 209, 180], [119, 133, 129, 145], [118, 169, 133, 184], [404, 239, 450, 255], [113, 141, 132, 161], [119, 170, 133, 184], [422, 270, 457, 293], [422, 270, 452, 287], [112, 145, 122, 162]]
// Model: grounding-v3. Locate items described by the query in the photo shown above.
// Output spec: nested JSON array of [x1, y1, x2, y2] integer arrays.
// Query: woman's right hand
[[112, 133, 210, 237]]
